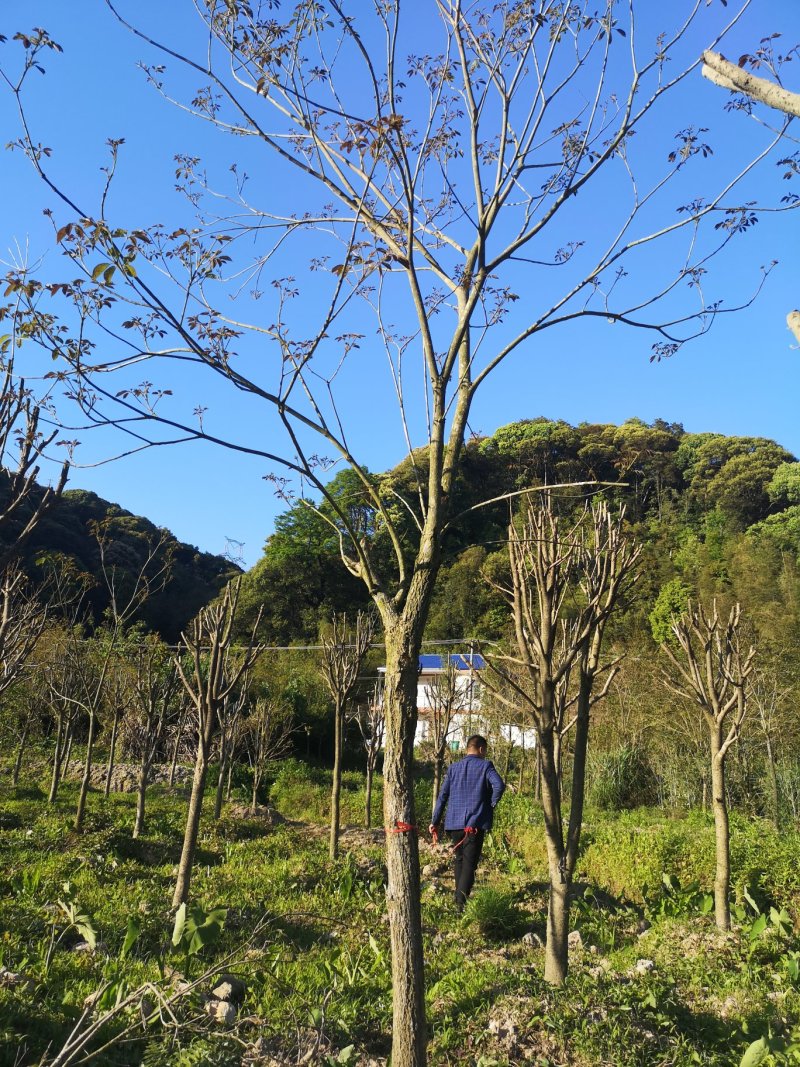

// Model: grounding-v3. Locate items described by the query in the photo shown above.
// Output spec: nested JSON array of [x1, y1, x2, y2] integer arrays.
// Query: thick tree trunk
[[711, 735, 731, 931], [540, 731, 570, 985], [172, 740, 210, 907], [545, 879, 570, 986], [104, 709, 121, 798], [75, 711, 97, 832], [330, 697, 344, 861], [12, 721, 30, 786], [535, 743, 542, 802], [382, 625, 427, 1067]]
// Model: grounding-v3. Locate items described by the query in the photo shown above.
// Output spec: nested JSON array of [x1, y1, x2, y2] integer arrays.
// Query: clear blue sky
[[1, 1, 798, 567]]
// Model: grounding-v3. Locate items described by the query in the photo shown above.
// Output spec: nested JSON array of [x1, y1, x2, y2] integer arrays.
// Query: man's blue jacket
[[431, 754, 505, 831]]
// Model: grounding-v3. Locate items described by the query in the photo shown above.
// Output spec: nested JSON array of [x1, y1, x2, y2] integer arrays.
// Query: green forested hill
[[0, 481, 239, 641], [236, 417, 800, 650]]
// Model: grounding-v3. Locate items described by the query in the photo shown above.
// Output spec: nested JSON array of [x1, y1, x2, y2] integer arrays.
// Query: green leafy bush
[[463, 888, 528, 941], [588, 746, 660, 811]]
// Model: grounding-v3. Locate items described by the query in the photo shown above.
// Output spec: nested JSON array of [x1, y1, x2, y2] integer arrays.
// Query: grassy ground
[[1, 763, 799, 1066]]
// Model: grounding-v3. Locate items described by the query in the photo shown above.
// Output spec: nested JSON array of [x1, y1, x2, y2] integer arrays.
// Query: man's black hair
[[465, 734, 487, 752]]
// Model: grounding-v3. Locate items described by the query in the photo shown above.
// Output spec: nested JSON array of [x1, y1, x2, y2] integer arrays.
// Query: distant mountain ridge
[[0, 479, 239, 641]]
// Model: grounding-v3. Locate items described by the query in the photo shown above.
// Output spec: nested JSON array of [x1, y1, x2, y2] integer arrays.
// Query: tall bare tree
[[660, 601, 756, 930], [172, 578, 263, 906], [354, 680, 386, 831], [243, 695, 295, 814], [483, 499, 640, 984], [125, 634, 181, 838], [320, 610, 376, 861], [0, 359, 68, 571], [4, 5, 794, 1060]]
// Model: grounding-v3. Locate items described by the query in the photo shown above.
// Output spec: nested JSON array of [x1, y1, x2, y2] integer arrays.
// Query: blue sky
[[1, 1, 798, 568]]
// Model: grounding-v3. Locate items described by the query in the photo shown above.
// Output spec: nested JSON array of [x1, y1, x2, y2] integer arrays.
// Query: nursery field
[[1, 762, 800, 1067]]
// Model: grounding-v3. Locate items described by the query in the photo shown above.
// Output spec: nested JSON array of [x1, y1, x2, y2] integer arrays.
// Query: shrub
[[588, 746, 660, 811], [464, 888, 528, 941]]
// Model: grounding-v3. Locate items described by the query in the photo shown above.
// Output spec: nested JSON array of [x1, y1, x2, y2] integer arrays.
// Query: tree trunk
[[49, 712, 64, 804], [382, 624, 427, 1067], [226, 756, 234, 802], [517, 743, 526, 793], [172, 740, 210, 907], [502, 741, 514, 782], [251, 769, 260, 814], [133, 750, 150, 839], [104, 709, 121, 798], [329, 697, 344, 861], [764, 732, 780, 830], [12, 721, 30, 786], [431, 752, 443, 820], [365, 760, 374, 829], [75, 710, 97, 832], [214, 742, 227, 821], [539, 730, 570, 985], [545, 879, 570, 986], [62, 725, 74, 777], [710, 735, 731, 931], [535, 742, 542, 802], [168, 708, 186, 787]]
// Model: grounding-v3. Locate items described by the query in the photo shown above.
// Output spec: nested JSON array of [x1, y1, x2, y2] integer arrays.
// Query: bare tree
[[0, 565, 48, 703], [0, 358, 68, 571], [172, 578, 263, 906], [4, 5, 794, 1060], [62, 525, 171, 830], [425, 660, 468, 818], [213, 676, 250, 820], [483, 499, 639, 984], [320, 610, 376, 861], [660, 601, 756, 930], [748, 660, 796, 830], [354, 680, 385, 830], [124, 634, 180, 838], [243, 695, 295, 814]]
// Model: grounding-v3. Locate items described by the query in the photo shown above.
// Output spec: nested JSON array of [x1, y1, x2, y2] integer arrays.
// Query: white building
[[377, 653, 537, 751]]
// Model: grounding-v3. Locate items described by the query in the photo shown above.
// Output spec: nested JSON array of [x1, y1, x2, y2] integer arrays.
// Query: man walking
[[429, 734, 505, 911]]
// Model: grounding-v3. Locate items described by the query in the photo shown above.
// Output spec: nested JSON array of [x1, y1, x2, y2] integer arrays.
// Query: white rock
[[522, 931, 544, 947], [567, 930, 583, 949], [205, 998, 237, 1024], [634, 958, 655, 975], [211, 974, 246, 1003]]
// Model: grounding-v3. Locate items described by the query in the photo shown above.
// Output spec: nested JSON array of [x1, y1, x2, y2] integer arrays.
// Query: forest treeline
[[236, 416, 800, 649]]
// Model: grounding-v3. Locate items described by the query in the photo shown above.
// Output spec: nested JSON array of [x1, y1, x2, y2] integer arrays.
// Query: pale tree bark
[[171, 579, 263, 907], [661, 601, 756, 930], [320, 611, 375, 861], [702, 51, 800, 344], [483, 499, 640, 985]]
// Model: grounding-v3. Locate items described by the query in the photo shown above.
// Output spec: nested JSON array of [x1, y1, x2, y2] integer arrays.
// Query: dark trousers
[[449, 828, 485, 909]]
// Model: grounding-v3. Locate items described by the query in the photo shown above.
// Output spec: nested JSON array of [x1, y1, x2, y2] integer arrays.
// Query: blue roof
[[418, 653, 485, 671]]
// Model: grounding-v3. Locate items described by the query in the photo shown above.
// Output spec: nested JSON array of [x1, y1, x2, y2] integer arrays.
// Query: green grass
[[0, 764, 799, 1065]]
